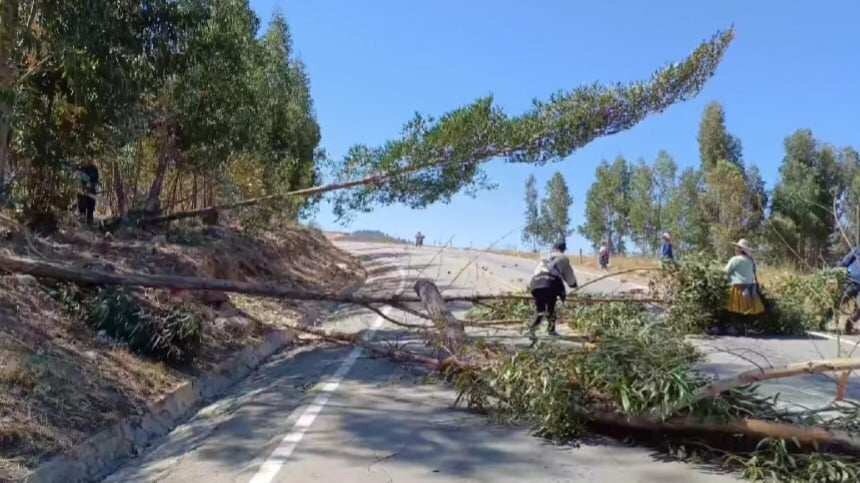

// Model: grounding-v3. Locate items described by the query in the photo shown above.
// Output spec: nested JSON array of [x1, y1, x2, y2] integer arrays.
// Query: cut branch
[[671, 358, 860, 415]]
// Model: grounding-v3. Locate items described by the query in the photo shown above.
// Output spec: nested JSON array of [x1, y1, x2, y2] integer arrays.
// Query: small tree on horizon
[[537, 172, 573, 246], [522, 174, 541, 251]]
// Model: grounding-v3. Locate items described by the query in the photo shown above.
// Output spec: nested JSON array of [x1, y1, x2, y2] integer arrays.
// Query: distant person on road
[[415, 231, 425, 247], [660, 232, 675, 265], [837, 246, 860, 333], [598, 242, 610, 270], [527, 240, 578, 341], [724, 239, 764, 317]]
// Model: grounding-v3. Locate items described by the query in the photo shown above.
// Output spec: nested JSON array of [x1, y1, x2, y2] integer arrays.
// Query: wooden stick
[[670, 358, 860, 415]]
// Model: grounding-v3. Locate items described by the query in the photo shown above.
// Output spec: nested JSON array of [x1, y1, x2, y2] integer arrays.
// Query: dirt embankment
[[0, 223, 363, 480]]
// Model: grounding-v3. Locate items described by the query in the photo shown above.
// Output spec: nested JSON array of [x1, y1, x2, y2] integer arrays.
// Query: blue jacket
[[661, 241, 674, 261], [840, 248, 860, 284]]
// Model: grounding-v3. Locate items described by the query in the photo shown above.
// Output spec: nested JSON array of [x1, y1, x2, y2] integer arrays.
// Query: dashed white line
[[249, 262, 407, 483]]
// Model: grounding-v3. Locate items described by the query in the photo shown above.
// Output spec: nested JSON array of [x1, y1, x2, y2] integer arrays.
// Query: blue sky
[[249, 0, 860, 251]]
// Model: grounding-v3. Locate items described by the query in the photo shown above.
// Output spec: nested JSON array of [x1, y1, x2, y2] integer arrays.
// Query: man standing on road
[[527, 240, 578, 341], [838, 246, 860, 334], [415, 231, 425, 247]]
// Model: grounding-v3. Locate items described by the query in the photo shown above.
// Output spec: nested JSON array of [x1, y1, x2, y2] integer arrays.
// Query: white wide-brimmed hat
[[662, 232, 671, 240], [733, 238, 753, 252]]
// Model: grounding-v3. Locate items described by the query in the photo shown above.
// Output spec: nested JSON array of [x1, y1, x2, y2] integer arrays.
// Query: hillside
[[0, 221, 363, 480]]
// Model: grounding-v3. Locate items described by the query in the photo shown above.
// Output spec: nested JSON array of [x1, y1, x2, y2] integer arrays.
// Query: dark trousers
[[841, 281, 860, 333], [529, 286, 559, 334], [77, 194, 95, 224]]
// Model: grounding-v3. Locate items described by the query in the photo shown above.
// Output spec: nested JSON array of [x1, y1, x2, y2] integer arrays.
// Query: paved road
[[104, 241, 857, 482]]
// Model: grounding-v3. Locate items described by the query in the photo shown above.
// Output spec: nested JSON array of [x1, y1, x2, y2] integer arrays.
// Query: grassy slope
[[0, 222, 363, 480]]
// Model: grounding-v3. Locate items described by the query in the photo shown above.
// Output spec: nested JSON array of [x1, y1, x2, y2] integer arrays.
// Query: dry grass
[[0, 220, 363, 480]]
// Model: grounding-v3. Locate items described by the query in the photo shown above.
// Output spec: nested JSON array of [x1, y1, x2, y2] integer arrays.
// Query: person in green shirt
[[724, 239, 764, 315]]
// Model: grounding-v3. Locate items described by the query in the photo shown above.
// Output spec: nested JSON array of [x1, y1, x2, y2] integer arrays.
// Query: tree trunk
[[414, 279, 466, 355], [588, 412, 860, 455], [0, 0, 18, 189], [144, 118, 176, 215], [112, 160, 127, 217]]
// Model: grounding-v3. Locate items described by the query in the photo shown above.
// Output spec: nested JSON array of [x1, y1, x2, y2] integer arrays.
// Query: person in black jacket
[[838, 247, 860, 334], [527, 241, 578, 340], [77, 163, 99, 224]]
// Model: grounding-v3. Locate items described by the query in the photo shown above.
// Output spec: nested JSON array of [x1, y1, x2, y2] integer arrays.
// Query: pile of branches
[[455, 301, 860, 482]]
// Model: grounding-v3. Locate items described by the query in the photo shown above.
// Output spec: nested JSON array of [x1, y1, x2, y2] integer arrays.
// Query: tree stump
[[414, 279, 465, 355]]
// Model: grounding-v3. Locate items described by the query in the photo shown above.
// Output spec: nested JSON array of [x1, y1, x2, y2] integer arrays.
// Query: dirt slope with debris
[[0, 223, 363, 480]]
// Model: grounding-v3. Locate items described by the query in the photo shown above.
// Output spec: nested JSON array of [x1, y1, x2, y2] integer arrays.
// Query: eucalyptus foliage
[[332, 30, 734, 219]]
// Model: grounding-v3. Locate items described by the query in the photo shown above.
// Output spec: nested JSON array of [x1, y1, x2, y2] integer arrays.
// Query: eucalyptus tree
[[331, 30, 734, 220]]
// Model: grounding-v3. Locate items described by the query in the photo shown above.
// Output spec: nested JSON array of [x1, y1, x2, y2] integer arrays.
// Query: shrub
[[54, 284, 203, 364], [654, 253, 728, 333], [764, 268, 845, 332]]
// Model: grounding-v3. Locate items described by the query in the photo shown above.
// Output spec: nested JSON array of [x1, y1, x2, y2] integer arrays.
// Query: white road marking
[[249, 260, 407, 483], [807, 330, 860, 351]]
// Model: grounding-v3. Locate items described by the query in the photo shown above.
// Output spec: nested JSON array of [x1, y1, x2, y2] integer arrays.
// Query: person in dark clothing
[[661, 232, 675, 265], [598, 242, 610, 270], [527, 241, 578, 341], [77, 163, 99, 224], [838, 247, 860, 333]]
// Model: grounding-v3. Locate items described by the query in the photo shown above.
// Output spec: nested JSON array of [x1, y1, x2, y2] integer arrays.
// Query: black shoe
[[547, 330, 560, 337]]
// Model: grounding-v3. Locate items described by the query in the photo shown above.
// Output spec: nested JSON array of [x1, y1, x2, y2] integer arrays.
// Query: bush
[[54, 284, 203, 364], [654, 253, 728, 333], [764, 268, 845, 332]]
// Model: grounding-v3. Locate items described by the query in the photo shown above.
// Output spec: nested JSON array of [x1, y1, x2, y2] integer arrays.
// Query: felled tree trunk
[[414, 279, 466, 355], [588, 412, 860, 455]]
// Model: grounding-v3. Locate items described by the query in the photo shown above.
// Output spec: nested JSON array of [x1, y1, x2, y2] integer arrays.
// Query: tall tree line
[[522, 172, 573, 250], [579, 101, 855, 267], [0, 0, 320, 230]]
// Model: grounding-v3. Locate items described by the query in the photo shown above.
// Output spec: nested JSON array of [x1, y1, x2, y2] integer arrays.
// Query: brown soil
[[0, 221, 363, 480]]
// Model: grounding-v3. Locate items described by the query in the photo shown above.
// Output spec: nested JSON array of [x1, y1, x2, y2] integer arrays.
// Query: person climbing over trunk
[[527, 240, 578, 342]]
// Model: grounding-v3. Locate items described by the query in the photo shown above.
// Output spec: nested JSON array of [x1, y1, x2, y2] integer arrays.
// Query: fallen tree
[[0, 251, 657, 307], [119, 29, 734, 227], [286, 316, 860, 459]]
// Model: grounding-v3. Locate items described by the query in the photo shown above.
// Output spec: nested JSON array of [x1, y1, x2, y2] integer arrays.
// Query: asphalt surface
[[103, 241, 859, 482]]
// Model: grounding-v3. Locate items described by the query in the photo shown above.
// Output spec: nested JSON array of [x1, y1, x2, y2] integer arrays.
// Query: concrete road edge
[[25, 328, 297, 483]]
